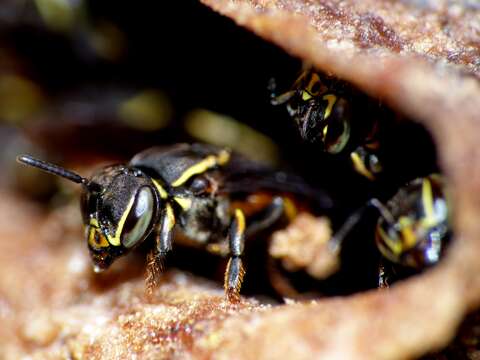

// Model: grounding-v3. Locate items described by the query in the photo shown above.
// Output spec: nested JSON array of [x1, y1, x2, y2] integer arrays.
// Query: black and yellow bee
[[271, 69, 385, 180], [17, 143, 331, 300], [331, 174, 450, 286]]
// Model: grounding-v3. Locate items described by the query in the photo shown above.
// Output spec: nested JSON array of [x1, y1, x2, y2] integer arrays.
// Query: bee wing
[[219, 154, 333, 209]]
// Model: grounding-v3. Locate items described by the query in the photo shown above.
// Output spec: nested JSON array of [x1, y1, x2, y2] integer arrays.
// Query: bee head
[[375, 176, 449, 268], [272, 71, 352, 153], [17, 155, 160, 271]]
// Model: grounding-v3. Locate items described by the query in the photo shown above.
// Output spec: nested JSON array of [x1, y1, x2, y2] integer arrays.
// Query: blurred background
[[0, 0, 377, 202]]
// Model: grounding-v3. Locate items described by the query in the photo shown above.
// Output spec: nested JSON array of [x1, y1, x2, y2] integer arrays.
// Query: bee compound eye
[[324, 116, 351, 154], [121, 187, 155, 248]]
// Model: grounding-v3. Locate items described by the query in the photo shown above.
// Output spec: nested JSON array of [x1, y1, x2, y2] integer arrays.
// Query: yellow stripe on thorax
[[152, 179, 168, 199], [171, 149, 230, 187], [174, 196, 192, 210], [421, 178, 436, 227], [398, 216, 417, 249]]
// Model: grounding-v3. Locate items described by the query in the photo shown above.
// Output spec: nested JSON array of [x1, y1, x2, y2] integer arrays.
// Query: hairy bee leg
[[146, 250, 164, 295], [245, 196, 284, 237], [146, 203, 176, 294], [225, 209, 246, 302]]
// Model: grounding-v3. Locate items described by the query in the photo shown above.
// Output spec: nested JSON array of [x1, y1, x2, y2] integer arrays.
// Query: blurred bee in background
[[330, 174, 450, 287], [270, 68, 388, 180], [18, 143, 332, 301]]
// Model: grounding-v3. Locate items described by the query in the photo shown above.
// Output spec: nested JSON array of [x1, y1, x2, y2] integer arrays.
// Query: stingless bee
[[270, 69, 387, 180], [330, 174, 450, 286], [17, 143, 332, 300]]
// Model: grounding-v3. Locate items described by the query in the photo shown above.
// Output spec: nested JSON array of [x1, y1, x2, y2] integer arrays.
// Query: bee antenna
[[16, 155, 100, 192]]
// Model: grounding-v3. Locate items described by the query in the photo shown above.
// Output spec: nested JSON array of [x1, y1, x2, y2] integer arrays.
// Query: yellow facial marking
[[106, 196, 136, 246], [234, 209, 246, 237], [171, 150, 230, 187], [322, 94, 337, 120], [88, 226, 110, 248], [88, 218, 109, 248], [350, 152, 375, 181], [89, 217, 99, 228], [174, 196, 192, 211], [322, 124, 329, 140], [421, 178, 436, 227], [152, 179, 168, 199], [165, 203, 175, 230], [301, 91, 313, 101], [306, 73, 322, 95]]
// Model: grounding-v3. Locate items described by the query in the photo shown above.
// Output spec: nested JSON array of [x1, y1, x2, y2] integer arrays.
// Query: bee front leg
[[157, 203, 175, 256], [146, 203, 176, 293], [225, 208, 246, 302]]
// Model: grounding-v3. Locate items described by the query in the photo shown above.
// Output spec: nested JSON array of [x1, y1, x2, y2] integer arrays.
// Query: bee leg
[[378, 260, 390, 289], [146, 250, 163, 295], [146, 203, 176, 294], [225, 209, 246, 302], [329, 205, 368, 253], [245, 196, 285, 237], [350, 147, 377, 181], [157, 203, 176, 256], [210, 197, 284, 258], [154, 202, 177, 269], [330, 198, 394, 253]]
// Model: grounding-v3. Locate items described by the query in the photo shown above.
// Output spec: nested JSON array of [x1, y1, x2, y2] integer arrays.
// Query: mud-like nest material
[[2, 1, 480, 359], [197, 0, 480, 357]]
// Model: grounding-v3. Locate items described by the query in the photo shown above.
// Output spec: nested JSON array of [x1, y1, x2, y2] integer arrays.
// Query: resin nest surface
[[1, 0, 480, 358]]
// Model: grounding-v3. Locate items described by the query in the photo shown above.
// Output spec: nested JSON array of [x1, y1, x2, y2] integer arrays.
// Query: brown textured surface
[[201, 0, 480, 79], [269, 213, 338, 279], [196, 0, 480, 359], [2, 0, 480, 358], [0, 192, 265, 359]]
